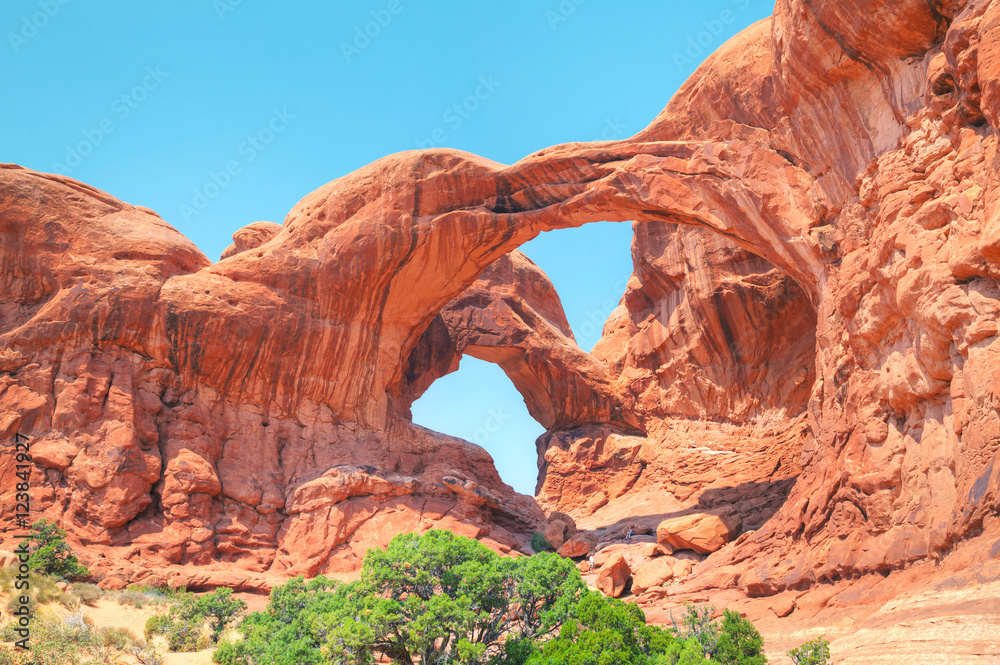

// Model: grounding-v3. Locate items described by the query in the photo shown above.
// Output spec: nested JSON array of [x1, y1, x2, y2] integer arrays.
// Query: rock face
[[656, 510, 743, 555], [1, 2, 999, 647]]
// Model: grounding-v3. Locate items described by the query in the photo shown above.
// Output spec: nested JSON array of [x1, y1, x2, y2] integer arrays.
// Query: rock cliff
[[1, 3, 999, 656]]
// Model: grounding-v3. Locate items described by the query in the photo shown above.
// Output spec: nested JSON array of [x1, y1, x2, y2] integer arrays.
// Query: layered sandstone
[[0, 5, 998, 658]]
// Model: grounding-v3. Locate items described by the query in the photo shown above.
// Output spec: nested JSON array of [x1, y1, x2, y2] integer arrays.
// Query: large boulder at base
[[656, 510, 742, 554], [596, 552, 631, 598], [543, 511, 577, 550], [557, 532, 597, 559], [631, 557, 675, 593]]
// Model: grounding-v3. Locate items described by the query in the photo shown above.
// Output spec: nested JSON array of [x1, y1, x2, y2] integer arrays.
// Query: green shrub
[[145, 611, 209, 652], [24, 520, 89, 581], [143, 588, 240, 652], [715, 609, 767, 665], [789, 636, 831, 665], [72, 583, 103, 606], [665, 604, 768, 665], [671, 603, 720, 658], [203, 531, 773, 665], [212, 640, 243, 665], [195, 588, 247, 642], [531, 531, 555, 553], [527, 591, 682, 665]]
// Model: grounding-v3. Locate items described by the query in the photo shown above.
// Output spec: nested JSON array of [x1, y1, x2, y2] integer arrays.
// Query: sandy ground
[[80, 598, 216, 664], [0, 589, 270, 664]]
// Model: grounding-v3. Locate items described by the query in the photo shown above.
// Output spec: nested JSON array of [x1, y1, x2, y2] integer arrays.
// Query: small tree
[[671, 603, 720, 658], [788, 636, 831, 665], [196, 588, 247, 643], [527, 591, 683, 665], [669, 604, 767, 665], [146, 588, 245, 651], [26, 520, 89, 581], [715, 609, 767, 665]]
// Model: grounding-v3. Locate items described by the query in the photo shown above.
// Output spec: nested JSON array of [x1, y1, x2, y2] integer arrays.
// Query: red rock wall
[[2, 0, 1000, 600]]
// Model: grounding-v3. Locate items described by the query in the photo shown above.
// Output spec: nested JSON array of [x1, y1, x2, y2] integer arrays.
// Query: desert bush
[[0, 610, 153, 665], [125, 640, 165, 665], [117, 590, 151, 608], [71, 582, 103, 606], [144, 588, 240, 652], [98, 625, 138, 650], [58, 593, 81, 612], [531, 531, 555, 553], [118, 584, 188, 609], [0, 569, 65, 614], [195, 588, 247, 642], [5, 594, 35, 619], [145, 611, 209, 652], [789, 636, 831, 665], [24, 520, 89, 582]]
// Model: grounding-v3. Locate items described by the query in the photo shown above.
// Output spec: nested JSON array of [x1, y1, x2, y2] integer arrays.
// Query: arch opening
[[411, 356, 545, 496]]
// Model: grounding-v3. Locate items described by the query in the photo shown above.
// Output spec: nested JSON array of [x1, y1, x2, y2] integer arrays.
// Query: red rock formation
[[0, 5, 998, 647], [656, 509, 743, 555], [595, 552, 631, 598], [392, 250, 638, 434]]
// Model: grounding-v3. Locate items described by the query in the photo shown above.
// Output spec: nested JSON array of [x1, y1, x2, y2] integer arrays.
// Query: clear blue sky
[[3, 0, 774, 495]]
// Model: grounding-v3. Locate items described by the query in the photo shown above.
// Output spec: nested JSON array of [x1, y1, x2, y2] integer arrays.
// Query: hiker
[[588, 552, 595, 572], [625, 525, 634, 543]]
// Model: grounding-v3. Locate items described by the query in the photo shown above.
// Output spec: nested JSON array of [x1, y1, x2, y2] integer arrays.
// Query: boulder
[[669, 558, 694, 578], [544, 518, 571, 550], [596, 553, 631, 598], [656, 510, 743, 554], [557, 532, 597, 559], [631, 558, 674, 593], [770, 595, 796, 618]]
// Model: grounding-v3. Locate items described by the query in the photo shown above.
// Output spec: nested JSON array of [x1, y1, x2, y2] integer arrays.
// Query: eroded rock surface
[[1, 3, 999, 658]]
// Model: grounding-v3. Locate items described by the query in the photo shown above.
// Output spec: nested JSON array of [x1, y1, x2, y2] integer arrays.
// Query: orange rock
[[558, 533, 597, 559], [657, 511, 743, 555], [596, 553, 631, 598], [669, 558, 694, 579], [544, 519, 569, 550], [770, 595, 795, 618], [631, 558, 674, 594], [2, 0, 1000, 632]]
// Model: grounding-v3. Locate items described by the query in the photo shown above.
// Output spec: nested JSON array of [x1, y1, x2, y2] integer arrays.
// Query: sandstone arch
[[2, 0, 1000, 606]]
